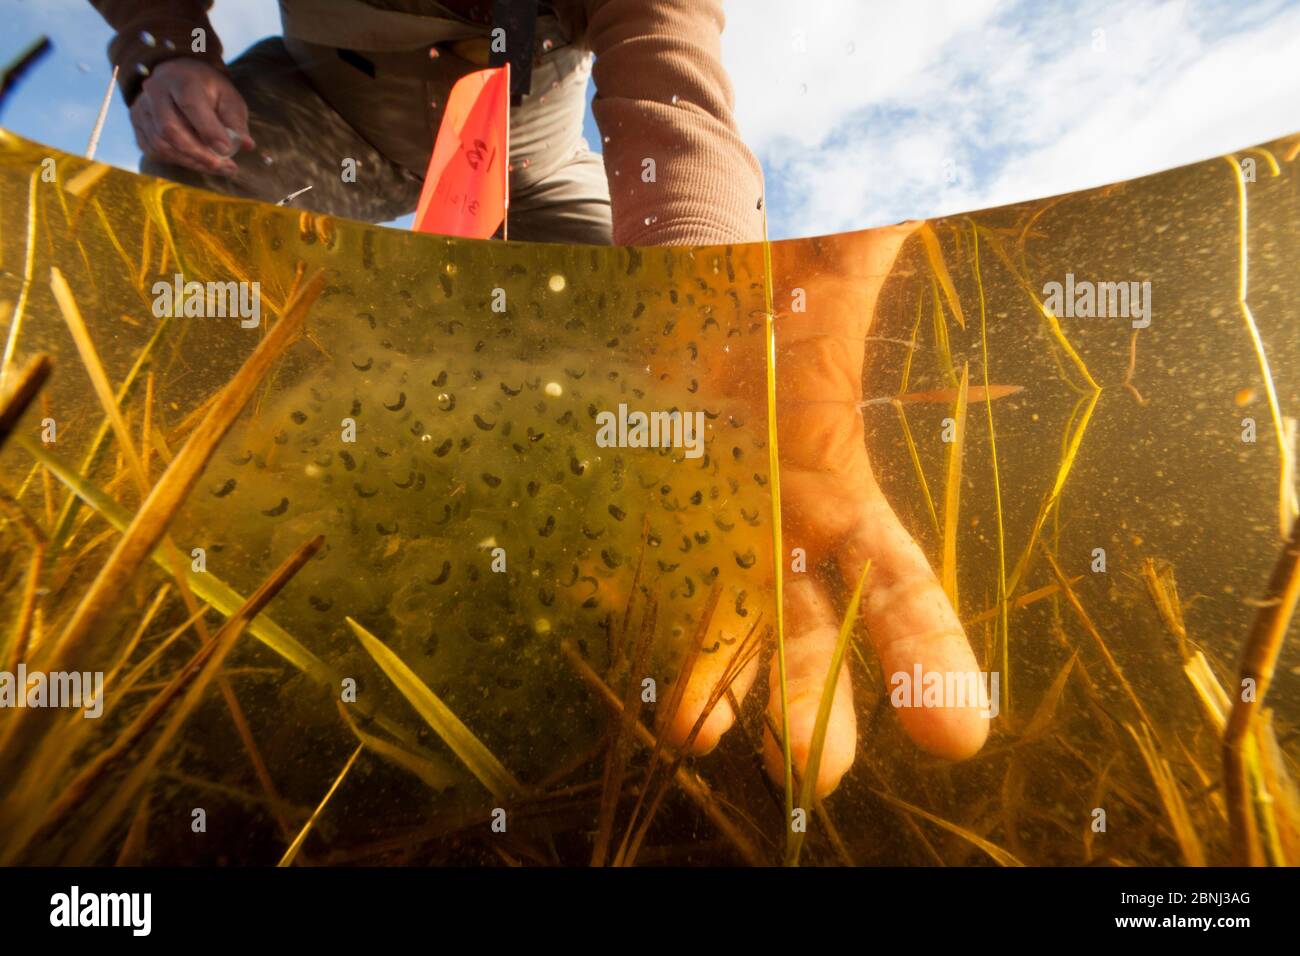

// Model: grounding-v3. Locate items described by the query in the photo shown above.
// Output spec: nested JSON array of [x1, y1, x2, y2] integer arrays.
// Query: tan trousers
[[141, 22, 613, 245]]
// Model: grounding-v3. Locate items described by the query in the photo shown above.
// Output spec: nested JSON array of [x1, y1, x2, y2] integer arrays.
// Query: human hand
[[661, 222, 990, 797], [130, 59, 254, 177]]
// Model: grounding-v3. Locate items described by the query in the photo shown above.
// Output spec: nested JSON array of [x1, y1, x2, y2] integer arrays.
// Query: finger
[[657, 595, 761, 755], [133, 101, 191, 170], [212, 85, 255, 151], [171, 82, 245, 159], [138, 110, 209, 174], [129, 103, 155, 155], [151, 92, 237, 175], [842, 498, 990, 761], [761, 575, 857, 799]]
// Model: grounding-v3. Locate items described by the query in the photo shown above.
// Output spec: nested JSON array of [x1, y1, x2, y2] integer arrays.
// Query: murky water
[[0, 129, 1297, 865]]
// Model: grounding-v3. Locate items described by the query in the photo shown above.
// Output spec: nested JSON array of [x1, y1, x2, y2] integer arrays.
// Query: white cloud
[[722, 0, 1300, 238]]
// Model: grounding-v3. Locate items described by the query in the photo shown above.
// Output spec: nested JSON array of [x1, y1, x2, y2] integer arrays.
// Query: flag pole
[[502, 61, 510, 241]]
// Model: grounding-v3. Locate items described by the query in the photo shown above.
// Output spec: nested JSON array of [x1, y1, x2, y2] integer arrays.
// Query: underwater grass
[[15, 433, 433, 840], [759, 201, 795, 849], [918, 222, 966, 330], [1041, 545, 1158, 736], [49, 317, 172, 547], [70, 534, 324, 863], [8, 603, 219, 858], [895, 293, 941, 539], [928, 274, 958, 387], [1142, 558, 1189, 660], [1007, 390, 1100, 598], [560, 639, 766, 866], [2, 534, 322, 863], [15, 435, 334, 686], [278, 744, 363, 867], [0, 352, 49, 449], [786, 560, 871, 866], [1, 128, 1298, 866], [969, 222, 1011, 714], [5, 291, 408, 845], [1224, 154, 1293, 539], [347, 616, 521, 800], [0, 488, 43, 675], [338, 704, 461, 793], [871, 788, 1023, 867], [940, 363, 969, 607], [615, 612, 766, 867], [964, 576, 1079, 627], [1126, 721, 1205, 867], [44, 269, 327, 673], [1018, 653, 1076, 742], [977, 224, 1102, 598], [1224, 513, 1300, 864], [593, 588, 659, 867], [0, 167, 38, 387]]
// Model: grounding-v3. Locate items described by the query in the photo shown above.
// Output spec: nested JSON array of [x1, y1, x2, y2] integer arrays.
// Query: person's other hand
[[130, 59, 254, 177], [662, 222, 990, 798]]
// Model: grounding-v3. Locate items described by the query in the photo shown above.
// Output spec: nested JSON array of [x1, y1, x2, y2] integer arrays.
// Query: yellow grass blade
[[1020, 653, 1076, 741], [760, 200, 794, 845], [278, 744, 362, 867], [871, 788, 1024, 866], [46, 271, 326, 672], [980, 226, 1100, 394], [53, 536, 322, 864], [338, 706, 461, 793], [559, 639, 766, 866], [971, 222, 1011, 713], [919, 222, 966, 329], [346, 617, 521, 800], [1255, 712, 1300, 864], [895, 403, 940, 540], [1224, 512, 1300, 864], [964, 576, 1080, 626], [929, 275, 957, 387], [899, 291, 924, 393], [50, 267, 149, 494], [1183, 651, 1230, 734], [0, 168, 38, 389], [1224, 155, 1294, 538], [1042, 545, 1159, 735], [1125, 722, 1205, 866], [1141, 558, 1188, 658], [941, 363, 970, 607], [16, 435, 330, 685], [65, 162, 110, 198], [1007, 389, 1100, 596], [787, 561, 871, 866]]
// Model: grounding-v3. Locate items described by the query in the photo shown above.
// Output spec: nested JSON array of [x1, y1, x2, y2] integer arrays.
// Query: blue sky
[[3, 0, 1299, 239]]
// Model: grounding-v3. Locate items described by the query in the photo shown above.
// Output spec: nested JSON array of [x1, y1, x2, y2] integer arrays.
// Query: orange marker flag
[[413, 63, 510, 239]]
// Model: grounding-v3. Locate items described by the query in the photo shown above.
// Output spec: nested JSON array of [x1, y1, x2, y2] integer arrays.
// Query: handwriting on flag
[[414, 64, 510, 239]]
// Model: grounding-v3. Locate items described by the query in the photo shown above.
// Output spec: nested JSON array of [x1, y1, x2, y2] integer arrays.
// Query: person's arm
[[89, 1, 251, 176], [89, 1, 227, 103], [579, 0, 765, 246]]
